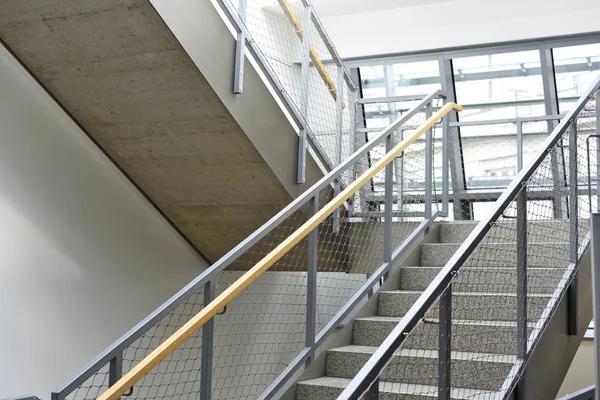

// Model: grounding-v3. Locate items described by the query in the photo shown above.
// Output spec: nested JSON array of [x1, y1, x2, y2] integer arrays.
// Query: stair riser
[[378, 292, 551, 321], [421, 243, 570, 268], [326, 350, 511, 391], [297, 384, 473, 400], [439, 221, 585, 244], [354, 319, 532, 354], [400, 267, 564, 293]]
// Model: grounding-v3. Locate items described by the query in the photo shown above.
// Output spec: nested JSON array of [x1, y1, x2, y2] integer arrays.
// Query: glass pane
[[553, 43, 600, 113], [453, 51, 546, 189]]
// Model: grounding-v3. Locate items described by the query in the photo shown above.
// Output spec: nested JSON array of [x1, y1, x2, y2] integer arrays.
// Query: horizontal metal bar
[[350, 211, 425, 218], [449, 114, 564, 128], [356, 94, 430, 104], [461, 97, 580, 110], [337, 72, 600, 400]]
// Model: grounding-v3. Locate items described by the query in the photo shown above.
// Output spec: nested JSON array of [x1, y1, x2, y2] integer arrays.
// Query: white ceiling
[[310, 0, 457, 18]]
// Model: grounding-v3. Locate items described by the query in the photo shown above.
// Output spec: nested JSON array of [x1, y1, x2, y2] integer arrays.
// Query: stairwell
[[296, 220, 592, 399]]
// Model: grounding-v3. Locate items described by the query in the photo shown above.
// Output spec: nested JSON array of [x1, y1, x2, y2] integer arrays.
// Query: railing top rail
[[52, 89, 448, 397], [95, 101, 463, 400], [338, 74, 600, 400], [558, 385, 595, 400], [450, 114, 565, 127], [356, 94, 431, 104]]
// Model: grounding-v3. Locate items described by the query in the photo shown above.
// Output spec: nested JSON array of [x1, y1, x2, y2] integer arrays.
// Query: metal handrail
[[51, 90, 450, 400], [95, 100, 463, 400], [558, 385, 595, 400], [338, 74, 600, 400]]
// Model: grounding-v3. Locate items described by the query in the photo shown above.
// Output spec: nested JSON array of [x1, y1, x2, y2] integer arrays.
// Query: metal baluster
[[568, 121, 579, 335], [516, 185, 528, 397], [590, 213, 600, 397], [441, 111, 450, 217], [233, 0, 247, 94], [425, 102, 433, 220], [200, 280, 216, 400], [306, 192, 319, 364], [384, 134, 393, 279], [297, 4, 312, 184], [438, 285, 452, 400], [516, 120, 524, 172]]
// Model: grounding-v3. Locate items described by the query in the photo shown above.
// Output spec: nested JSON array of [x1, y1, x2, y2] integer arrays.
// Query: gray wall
[[0, 45, 208, 399]]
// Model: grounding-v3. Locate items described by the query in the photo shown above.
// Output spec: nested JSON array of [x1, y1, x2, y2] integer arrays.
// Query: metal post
[[540, 46, 566, 219], [590, 213, 600, 398], [384, 134, 394, 274], [233, 0, 247, 94], [336, 65, 345, 166], [596, 91, 600, 212], [438, 56, 468, 220], [516, 186, 528, 361], [425, 102, 433, 220], [568, 121, 579, 336], [200, 280, 216, 400], [442, 113, 450, 216], [297, 4, 312, 184], [516, 120, 524, 172], [108, 352, 123, 400], [438, 285, 452, 400], [333, 180, 341, 234], [306, 192, 319, 364]]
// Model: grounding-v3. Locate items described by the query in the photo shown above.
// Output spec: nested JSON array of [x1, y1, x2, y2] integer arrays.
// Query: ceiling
[[310, 0, 457, 18]]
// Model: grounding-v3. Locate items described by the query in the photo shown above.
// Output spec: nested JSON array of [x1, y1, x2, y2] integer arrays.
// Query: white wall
[[0, 45, 209, 399], [317, 0, 600, 58], [556, 340, 595, 398]]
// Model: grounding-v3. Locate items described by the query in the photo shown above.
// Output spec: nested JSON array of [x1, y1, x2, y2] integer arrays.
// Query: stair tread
[[298, 377, 498, 398], [355, 316, 538, 328], [329, 345, 516, 363], [381, 290, 552, 297]]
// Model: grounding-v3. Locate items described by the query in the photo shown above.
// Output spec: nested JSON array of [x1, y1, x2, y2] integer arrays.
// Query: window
[[553, 43, 600, 113]]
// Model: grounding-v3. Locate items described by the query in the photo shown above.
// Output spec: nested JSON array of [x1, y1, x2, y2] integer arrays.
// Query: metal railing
[[52, 91, 460, 400], [338, 75, 600, 399], [558, 385, 595, 400], [216, 0, 357, 183]]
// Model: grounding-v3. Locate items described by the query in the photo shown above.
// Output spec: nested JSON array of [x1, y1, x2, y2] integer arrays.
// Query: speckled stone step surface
[[354, 316, 535, 353], [400, 266, 564, 293], [378, 290, 552, 321], [420, 242, 570, 268], [296, 377, 498, 400], [325, 346, 514, 391], [439, 220, 587, 244]]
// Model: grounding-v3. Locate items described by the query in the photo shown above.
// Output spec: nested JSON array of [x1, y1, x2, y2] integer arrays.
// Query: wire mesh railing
[[338, 76, 600, 400], [51, 91, 460, 400], [216, 0, 356, 183]]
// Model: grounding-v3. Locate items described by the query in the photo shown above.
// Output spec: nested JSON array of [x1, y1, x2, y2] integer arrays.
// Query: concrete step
[[297, 376, 498, 400], [325, 346, 514, 391], [354, 316, 534, 353], [421, 242, 569, 268], [400, 266, 564, 293], [378, 290, 552, 321], [438, 220, 586, 244]]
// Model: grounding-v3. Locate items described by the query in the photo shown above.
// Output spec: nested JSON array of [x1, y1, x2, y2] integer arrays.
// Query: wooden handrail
[[97, 101, 463, 400], [277, 0, 345, 108]]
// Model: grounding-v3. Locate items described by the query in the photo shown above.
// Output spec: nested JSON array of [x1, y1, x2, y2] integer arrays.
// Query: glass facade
[[356, 36, 600, 192]]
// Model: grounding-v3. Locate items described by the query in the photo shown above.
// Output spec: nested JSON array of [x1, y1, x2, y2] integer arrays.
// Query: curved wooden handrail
[[97, 101, 463, 400]]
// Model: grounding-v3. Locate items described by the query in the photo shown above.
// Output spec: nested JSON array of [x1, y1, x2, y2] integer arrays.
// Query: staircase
[[296, 220, 585, 399]]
